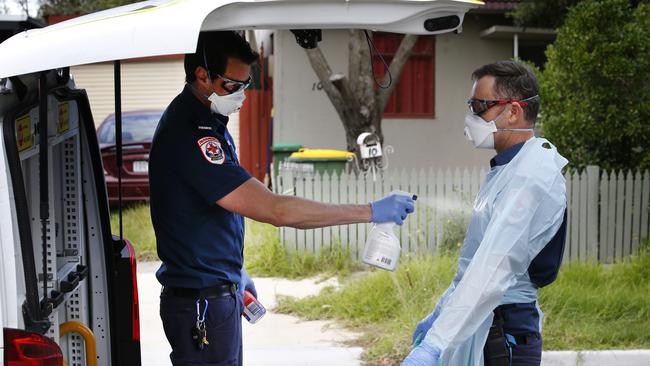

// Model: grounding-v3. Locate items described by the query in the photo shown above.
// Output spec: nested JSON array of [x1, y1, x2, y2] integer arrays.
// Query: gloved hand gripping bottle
[[362, 191, 413, 272]]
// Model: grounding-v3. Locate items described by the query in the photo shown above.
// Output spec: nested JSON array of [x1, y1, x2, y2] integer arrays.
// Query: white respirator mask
[[464, 112, 499, 149], [207, 89, 246, 116], [464, 110, 534, 149]]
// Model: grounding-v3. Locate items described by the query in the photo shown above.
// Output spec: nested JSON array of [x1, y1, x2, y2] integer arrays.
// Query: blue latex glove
[[412, 309, 440, 346], [401, 342, 441, 366], [239, 267, 257, 299], [370, 193, 416, 225]]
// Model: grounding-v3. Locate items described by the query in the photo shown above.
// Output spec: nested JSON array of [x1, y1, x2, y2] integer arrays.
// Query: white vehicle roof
[[0, 0, 481, 78]]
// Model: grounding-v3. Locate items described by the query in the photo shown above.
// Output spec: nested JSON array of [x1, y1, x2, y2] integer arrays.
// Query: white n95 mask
[[464, 110, 534, 149], [464, 113, 498, 149], [208, 89, 247, 116]]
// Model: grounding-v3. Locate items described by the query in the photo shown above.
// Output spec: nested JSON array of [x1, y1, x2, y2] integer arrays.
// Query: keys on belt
[[192, 299, 210, 351], [161, 284, 238, 351]]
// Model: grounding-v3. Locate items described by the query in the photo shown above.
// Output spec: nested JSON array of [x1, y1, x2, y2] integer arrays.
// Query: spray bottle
[[242, 290, 266, 324], [362, 191, 414, 271]]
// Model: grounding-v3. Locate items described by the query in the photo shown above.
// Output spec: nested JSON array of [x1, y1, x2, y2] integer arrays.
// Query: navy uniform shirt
[[149, 85, 251, 289]]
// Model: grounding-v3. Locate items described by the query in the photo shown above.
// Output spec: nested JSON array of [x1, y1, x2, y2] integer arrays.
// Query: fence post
[[323, 172, 333, 251], [314, 171, 323, 254], [339, 172, 350, 255], [599, 170, 611, 263], [615, 171, 625, 262], [426, 168, 435, 253], [586, 165, 599, 260], [641, 171, 650, 243], [578, 169, 588, 262], [354, 172, 364, 259], [296, 174, 307, 254], [631, 171, 643, 256], [607, 171, 617, 262], [563, 170, 571, 264], [623, 171, 635, 258], [398, 169, 409, 252], [276, 172, 284, 248], [417, 169, 427, 253], [331, 171, 341, 249], [569, 170, 580, 262], [435, 169, 445, 253]]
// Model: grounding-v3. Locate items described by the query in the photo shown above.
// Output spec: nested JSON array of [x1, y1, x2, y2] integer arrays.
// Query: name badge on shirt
[[197, 137, 226, 165]]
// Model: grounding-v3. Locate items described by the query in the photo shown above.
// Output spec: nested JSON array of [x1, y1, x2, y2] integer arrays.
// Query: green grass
[[275, 254, 457, 365], [276, 251, 650, 365], [243, 220, 360, 278], [540, 250, 650, 350], [111, 203, 359, 278], [110, 204, 158, 261]]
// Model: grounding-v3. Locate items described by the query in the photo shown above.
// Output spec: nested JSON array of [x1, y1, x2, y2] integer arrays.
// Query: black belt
[[162, 284, 238, 299]]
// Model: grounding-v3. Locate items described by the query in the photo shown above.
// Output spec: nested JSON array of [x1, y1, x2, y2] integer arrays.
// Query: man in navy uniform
[[149, 31, 415, 366]]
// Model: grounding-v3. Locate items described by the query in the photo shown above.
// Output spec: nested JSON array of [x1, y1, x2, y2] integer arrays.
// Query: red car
[[97, 109, 163, 204]]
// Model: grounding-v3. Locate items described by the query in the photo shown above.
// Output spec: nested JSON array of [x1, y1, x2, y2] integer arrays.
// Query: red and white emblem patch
[[197, 137, 226, 165]]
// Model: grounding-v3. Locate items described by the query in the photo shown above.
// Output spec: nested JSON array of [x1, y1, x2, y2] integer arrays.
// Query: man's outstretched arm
[[217, 178, 413, 229]]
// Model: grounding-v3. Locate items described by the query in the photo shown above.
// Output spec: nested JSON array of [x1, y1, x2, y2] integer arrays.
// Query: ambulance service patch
[[197, 137, 226, 165]]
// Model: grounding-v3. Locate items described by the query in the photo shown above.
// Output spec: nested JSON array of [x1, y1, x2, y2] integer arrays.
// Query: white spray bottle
[[362, 191, 413, 272]]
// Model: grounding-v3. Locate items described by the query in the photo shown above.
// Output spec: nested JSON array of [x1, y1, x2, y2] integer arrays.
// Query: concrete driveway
[[137, 262, 362, 366]]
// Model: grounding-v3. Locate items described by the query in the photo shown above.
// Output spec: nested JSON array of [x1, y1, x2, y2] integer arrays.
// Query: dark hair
[[184, 31, 259, 83], [472, 60, 540, 124]]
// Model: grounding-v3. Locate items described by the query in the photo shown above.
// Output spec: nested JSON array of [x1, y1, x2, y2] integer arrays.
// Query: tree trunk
[[304, 46, 366, 154], [304, 31, 420, 166]]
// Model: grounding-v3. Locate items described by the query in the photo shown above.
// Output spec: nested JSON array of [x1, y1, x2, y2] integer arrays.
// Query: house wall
[[273, 17, 513, 169], [70, 59, 241, 152]]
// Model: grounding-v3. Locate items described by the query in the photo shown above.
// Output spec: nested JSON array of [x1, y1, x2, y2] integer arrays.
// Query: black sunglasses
[[216, 74, 253, 94]]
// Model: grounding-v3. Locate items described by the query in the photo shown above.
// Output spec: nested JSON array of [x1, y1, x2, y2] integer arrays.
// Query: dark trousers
[[484, 333, 543, 366], [160, 292, 243, 366], [510, 336, 543, 366], [484, 304, 542, 366]]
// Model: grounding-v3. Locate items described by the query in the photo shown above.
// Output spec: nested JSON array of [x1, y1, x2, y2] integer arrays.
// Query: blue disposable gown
[[421, 137, 568, 365]]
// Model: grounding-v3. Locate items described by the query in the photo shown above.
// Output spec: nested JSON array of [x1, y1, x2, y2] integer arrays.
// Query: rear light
[[125, 240, 140, 341], [3, 328, 63, 366]]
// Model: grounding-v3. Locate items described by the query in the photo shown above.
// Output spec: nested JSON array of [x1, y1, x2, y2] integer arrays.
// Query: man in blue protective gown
[[402, 60, 568, 366], [150, 31, 416, 366]]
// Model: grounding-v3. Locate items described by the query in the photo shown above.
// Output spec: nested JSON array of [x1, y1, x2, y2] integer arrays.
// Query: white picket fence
[[274, 166, 650, 263]]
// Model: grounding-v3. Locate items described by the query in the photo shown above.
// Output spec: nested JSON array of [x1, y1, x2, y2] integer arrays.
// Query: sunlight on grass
[[244, 219, 360, 278], [276, 250, 650, 364]]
